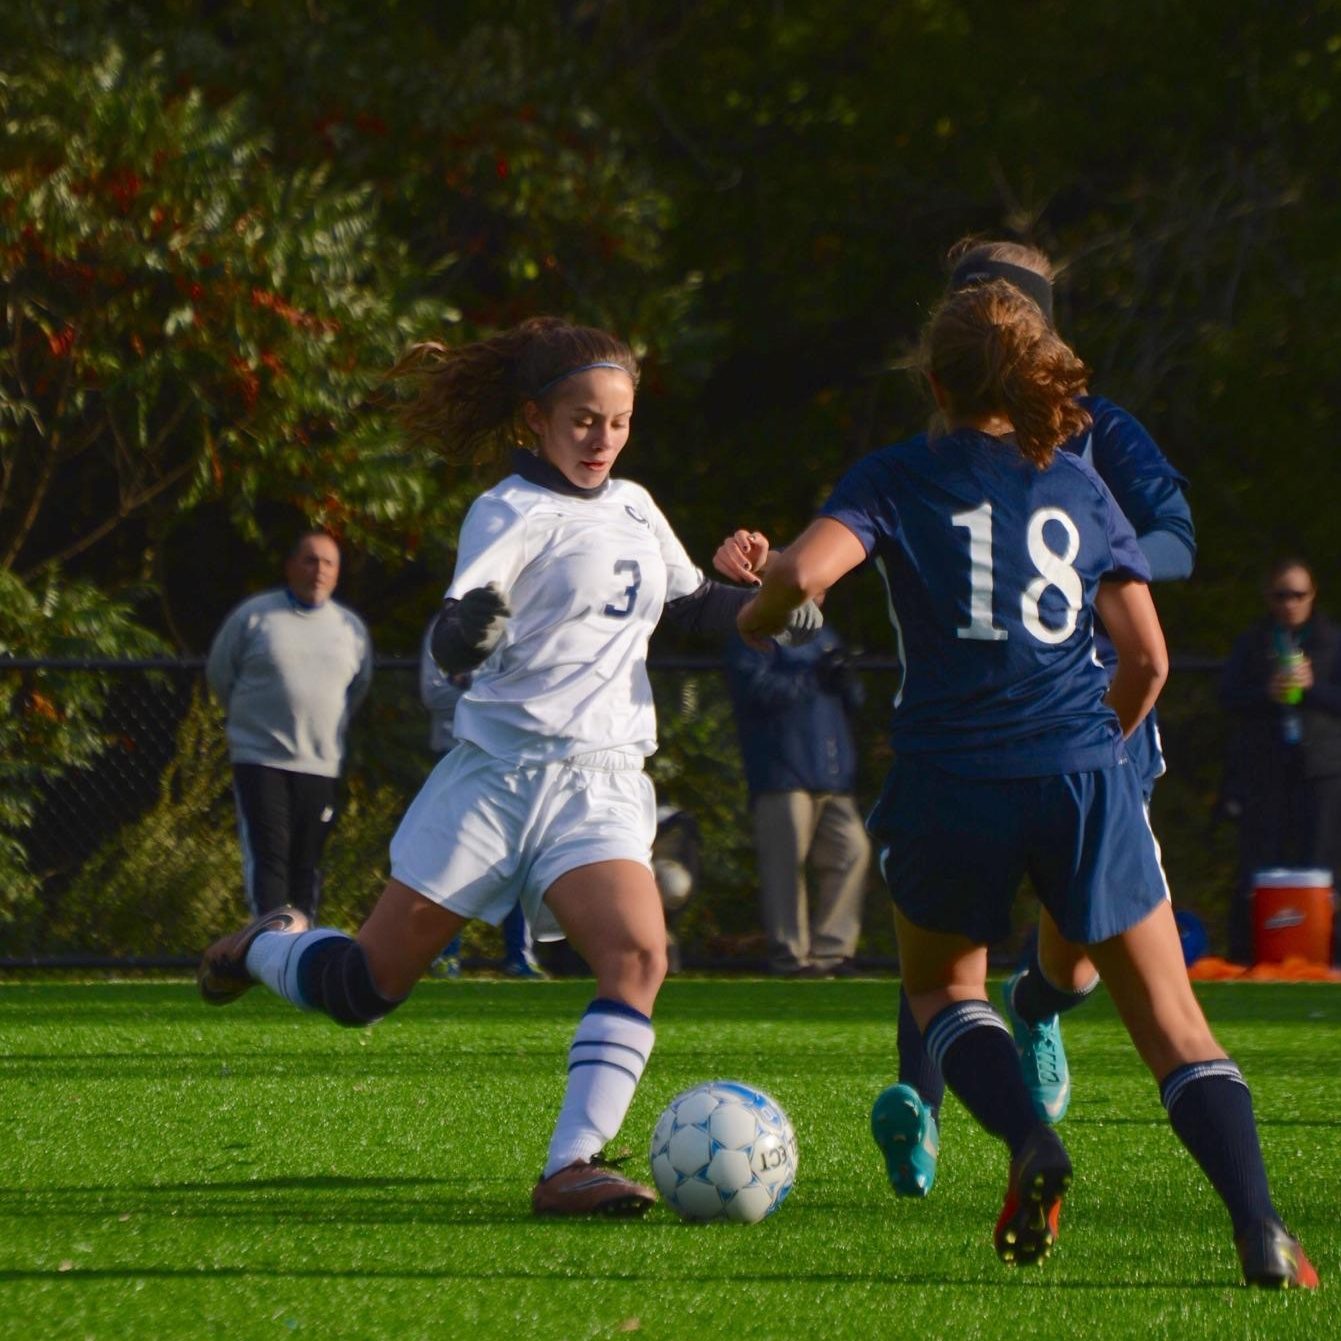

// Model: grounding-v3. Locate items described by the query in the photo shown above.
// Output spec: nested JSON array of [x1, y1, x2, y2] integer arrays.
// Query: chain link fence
[[0, 656, 1236, 969]]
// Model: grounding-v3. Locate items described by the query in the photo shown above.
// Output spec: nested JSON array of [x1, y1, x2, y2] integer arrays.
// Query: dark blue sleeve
[[818, 456, 898, 555], [1080, 396, 1195, 578], [1083, 465, 1152, 583]]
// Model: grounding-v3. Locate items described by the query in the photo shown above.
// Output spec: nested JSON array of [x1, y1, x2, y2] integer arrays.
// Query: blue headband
[[533, 361, 631, 398], [950, 258, 1054, 324]]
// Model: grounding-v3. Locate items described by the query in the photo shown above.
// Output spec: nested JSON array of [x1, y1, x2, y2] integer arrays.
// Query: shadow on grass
[[0, 1262, 1256, 1291]]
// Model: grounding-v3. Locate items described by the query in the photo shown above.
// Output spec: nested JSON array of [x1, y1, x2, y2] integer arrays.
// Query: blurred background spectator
[[725, 626, 871, 977], [1219, 558, 1341, 962], [205, 532, 372, 919]]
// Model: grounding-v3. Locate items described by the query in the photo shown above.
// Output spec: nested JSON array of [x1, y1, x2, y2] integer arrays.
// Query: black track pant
[[232, 763, 339, 918]]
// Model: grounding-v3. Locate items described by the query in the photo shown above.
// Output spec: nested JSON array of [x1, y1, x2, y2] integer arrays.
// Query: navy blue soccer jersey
[[821, 428, 1151, 777]]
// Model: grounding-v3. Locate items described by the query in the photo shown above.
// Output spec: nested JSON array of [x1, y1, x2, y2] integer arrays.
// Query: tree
[[0, 43, 451, 638]]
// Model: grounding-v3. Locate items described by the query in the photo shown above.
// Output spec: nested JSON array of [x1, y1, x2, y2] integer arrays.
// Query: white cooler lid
[[1252, 867, 1334, 888]]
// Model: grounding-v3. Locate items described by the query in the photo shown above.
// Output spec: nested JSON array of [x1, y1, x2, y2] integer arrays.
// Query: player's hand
[[456, 582, 511, 656], [1295, 656, 1315, 692], [713, 529, 770, 586]]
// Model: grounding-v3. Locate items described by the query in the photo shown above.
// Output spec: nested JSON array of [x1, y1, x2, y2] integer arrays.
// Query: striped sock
[[924, 999, 1040, 1156], [245, 928, 347, 1008], [543, 998, 654, 1179], [1160, 1060, 1277, 1236]]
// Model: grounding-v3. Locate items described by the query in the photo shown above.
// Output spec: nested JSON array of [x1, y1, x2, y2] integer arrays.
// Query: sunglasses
[[1271, 589, 1312, 602]]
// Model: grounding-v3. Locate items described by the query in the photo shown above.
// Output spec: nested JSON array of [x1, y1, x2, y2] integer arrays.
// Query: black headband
[[949, 257, 1054, 324]]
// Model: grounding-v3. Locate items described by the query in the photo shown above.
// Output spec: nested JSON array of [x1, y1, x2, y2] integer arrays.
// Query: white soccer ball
[[649, 1080, 798, 1223]]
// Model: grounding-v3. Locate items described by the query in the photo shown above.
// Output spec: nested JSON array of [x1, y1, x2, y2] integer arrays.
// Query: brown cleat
[[531, 1158, 657, 1218], [197, 905, 311, 1006]]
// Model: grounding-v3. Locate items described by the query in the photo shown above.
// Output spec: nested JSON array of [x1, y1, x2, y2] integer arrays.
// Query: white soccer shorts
[[389, 741, 656, 939]]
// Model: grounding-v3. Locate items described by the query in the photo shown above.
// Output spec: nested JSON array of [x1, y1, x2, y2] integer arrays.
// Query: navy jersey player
[[714, 238, 1197, 1192], [732, 281, 1315, 1285], [197, 317, 820, 1218]]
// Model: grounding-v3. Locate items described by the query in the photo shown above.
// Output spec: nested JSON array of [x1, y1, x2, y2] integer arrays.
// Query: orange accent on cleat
[[994, 1127, 1072, 1267], [1238, 1218, 1320, 1289]]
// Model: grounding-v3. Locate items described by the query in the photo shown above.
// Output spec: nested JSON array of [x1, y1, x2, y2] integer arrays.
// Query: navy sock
[[897, 986, 946, 1119], [1010, 950, 1097, 1026], [1161, 1060, 1277, 1237], [924, 1000, 1040, 1156]]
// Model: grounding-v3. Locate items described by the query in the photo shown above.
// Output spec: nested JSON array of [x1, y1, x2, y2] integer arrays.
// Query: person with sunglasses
[[1221, 557, 1341, 963]]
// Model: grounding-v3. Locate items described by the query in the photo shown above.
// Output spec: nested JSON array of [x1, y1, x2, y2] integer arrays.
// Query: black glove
[[774, 599, 823, 647], [456, 583, 511, 654], [432, 583, 511, 673]]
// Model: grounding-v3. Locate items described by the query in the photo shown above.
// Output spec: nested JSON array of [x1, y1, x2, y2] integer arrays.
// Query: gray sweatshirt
[[206, 589, 373, 777]]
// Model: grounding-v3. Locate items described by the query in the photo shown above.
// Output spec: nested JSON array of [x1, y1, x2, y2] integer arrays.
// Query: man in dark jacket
[[725, 627, 870, 976], [1220, 558, 1341, 962]]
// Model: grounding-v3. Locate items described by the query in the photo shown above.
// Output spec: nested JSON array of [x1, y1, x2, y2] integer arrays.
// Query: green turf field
[[0, 978, 1335, 1340]]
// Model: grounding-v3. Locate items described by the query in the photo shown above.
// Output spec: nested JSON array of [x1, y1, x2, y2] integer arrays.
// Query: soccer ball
[[649, 1080, 798, 1223]]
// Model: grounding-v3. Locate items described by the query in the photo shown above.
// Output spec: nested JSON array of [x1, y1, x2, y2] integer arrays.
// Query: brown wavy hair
[[919, 281, 1090, 467], [387, 316, 640, 471]]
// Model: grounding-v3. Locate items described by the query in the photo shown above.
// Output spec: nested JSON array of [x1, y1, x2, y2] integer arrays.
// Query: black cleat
[[197, 906, 310, 1006], [1237, 1218, 1319, 1289], [994, 1126, 1073, 1267]]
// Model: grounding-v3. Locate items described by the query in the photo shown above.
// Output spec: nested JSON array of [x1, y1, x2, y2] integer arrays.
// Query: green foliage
[[0, 566, 166, 932], [0, 41, 451, 583]]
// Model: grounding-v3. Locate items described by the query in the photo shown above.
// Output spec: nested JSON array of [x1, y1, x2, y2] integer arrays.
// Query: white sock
[[245, 928, 347, 1008], [543, 1000, 654, 1178]]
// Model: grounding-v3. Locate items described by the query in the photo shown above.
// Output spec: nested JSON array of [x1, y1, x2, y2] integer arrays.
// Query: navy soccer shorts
[[870, 755, 1168, 946]]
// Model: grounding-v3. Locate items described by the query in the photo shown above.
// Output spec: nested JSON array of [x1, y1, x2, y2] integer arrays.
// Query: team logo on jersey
[[625, 505, 650, 526]]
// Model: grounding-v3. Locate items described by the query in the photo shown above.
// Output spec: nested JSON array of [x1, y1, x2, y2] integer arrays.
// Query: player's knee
[[630, 939, 669, 995], [300, 937, 403, 1027]]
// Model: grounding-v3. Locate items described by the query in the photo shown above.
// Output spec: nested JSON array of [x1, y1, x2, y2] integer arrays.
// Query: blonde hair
[[920, 281, 1090, 467], [387, 316, 639, 471]]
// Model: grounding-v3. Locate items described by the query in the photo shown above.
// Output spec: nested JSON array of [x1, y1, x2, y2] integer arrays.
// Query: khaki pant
[[753, 791, 871, 971]]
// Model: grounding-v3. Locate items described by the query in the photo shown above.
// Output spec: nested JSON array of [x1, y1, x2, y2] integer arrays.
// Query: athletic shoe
[[503, 957, 548, 980], [994, 1126, 1073, 1267], [197, 906, 310, 1006], [1237, 1217, 1320, 1289], [1002, 970, 1071, 1123], [531, 1156, 656, 1217], [870, 1082, 940, 1198], [431, 954, 462, 979]]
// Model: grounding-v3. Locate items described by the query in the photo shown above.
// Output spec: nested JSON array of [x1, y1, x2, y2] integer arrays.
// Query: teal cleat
[[1002, 971, 1071, 1124], [871, 1082, 940, 1198]]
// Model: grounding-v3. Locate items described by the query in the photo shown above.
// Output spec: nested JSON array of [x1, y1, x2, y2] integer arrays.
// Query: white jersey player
[[197, 316, 820, 1219]]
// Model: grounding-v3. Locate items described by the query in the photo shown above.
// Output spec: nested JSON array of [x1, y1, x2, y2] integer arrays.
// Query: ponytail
[[919, 282, 1089, 467], [387, 316, 639, 472]]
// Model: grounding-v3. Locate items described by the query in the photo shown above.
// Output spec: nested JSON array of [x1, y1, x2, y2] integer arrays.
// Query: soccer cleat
[[1002, 970, 1071, 1123], [1237, 1218, 1320, 1289], [429, 952, 462, 980], [503, 956, 548, 980], [870, 1082, 940, 1198], [531, 1155, 657, 1218], [994, 1126, 1073, 1267], [197, 906, 311, 1006]]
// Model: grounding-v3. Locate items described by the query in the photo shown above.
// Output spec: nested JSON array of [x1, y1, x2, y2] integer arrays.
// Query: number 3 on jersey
[[603, 559, 642, 618], [952, 502, 1082, 645]]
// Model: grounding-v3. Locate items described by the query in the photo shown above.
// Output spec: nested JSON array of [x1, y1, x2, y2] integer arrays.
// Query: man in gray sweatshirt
[[206, 532, 373, 918]]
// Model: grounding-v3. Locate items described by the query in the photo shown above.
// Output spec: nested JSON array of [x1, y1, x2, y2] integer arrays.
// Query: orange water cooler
[[1252, 868, 1335, 965]]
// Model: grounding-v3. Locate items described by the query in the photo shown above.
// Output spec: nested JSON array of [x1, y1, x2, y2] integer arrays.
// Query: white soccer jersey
[[445, 470, 703, 762]]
